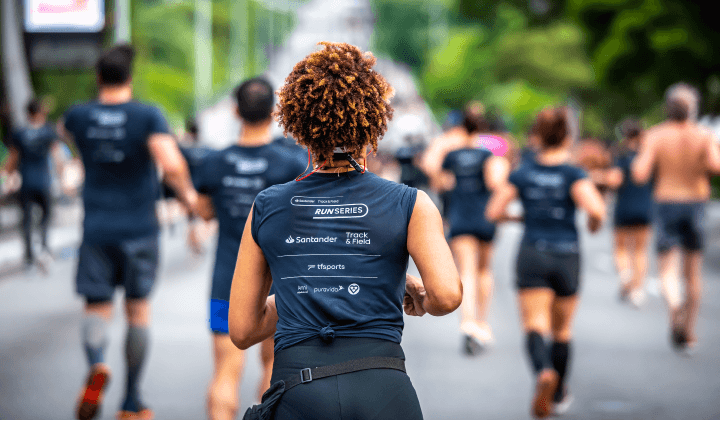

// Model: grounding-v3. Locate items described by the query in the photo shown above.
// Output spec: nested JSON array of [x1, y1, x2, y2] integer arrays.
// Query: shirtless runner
[[632, 83, 720, 353]]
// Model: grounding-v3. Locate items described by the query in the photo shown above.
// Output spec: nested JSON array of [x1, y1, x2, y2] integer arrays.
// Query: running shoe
[[628, 289, 646, 309], [116, 408, 154, 420], [76, 363, 111, 420], [552, 388, 573, 416], [460, 321, 493, 356], [671, 326, 688, 352], [36, 249, 53, 275], [463, 334, 485, 356], [532, 369, 559, 419]]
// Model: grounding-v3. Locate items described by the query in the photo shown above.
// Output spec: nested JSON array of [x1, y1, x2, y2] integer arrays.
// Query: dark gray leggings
[[19, 189, 51, 262], [271, 338, 423, 420]]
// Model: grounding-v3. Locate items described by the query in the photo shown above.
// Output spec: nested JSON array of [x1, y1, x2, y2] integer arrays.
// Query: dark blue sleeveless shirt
[[64, 101, 169, 242], [251, 171, 418, 352], [614, 151, 653, 221], [195, 143, 307, 301], [11, 124, 56, 193], [442, 147, 493, 227], [509, 160, 587, 253]]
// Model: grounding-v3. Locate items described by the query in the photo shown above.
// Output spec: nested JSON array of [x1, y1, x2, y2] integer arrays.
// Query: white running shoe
[[460, 321, 494, 356], [628, 289, 646, 309], [553, 391, 574, 416]]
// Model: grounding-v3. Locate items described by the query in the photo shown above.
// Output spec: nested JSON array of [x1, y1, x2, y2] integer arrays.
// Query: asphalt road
[[1, 203, 720, 419]]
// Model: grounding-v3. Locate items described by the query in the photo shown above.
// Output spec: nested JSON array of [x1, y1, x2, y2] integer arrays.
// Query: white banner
[[25, 0, 104, 33]]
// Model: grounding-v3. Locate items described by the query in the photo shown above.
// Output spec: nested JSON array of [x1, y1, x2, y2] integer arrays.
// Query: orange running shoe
[[76, 363, 111, 420], [116, 408, 155, 420], [532, 369, 559, 419]]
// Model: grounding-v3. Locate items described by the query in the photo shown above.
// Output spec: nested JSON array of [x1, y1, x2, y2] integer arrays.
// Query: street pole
[[194, 0, 213, 116], [1, 0, 34, 127], [230, 0, 247, 83], [114, 0, 131, 44]]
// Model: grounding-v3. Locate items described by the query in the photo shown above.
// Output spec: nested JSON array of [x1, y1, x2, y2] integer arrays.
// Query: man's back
[[12, 124, 56, 192], [64, 100, 169, 241], [647, 121, 715, 202]]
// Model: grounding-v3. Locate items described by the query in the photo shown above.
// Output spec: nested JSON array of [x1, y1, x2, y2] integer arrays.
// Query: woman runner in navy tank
[[437, 109, 510, 353], [227, 42, 461, 420], [593, 119, 653, 307], [487, 107, 605, 418]]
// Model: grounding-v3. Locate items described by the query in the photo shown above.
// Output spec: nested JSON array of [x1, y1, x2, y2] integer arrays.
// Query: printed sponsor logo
[[225, 154, 269, 174], [307, 263, 345, 270], [92, 110, 127, 126], [348, 283, 360, 295], [530, 171, 563, 187], [313, 286, 345, 293], [286, 236, 338, 244], [297, 285, 308, 294], [87, 127, 126, 140], [290, 196, 369, 219], [345, 232, 370, 245], [221, 176, 265, 190], [291, 196, 342, 205], [313, 206, 368, 218]]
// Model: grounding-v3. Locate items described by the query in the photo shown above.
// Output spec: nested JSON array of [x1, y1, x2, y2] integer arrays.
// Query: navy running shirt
[[11, 124, 56, 192], [251, 171, 418, 352], [509, 160, 587, 252], [442, 148, 493, 227], [614, 152, 653, 219], [395, 145, 426, 188], [181, 145, 213, 187], [195, 143, 307, 301], [63, 101, 169, 242]]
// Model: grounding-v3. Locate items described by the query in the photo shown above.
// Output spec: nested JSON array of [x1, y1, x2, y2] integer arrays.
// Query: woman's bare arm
[[484, 155, 510, 192], [406, 191, 462, 316], [485, 182, 518, 223], [228, 206, 278, 350], [571, 178, 607, 233], [590, 167, 623, 190]]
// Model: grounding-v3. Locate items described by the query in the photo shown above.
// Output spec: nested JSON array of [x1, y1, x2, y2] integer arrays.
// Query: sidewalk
[[0, 199, 193, 278], [0, 199, 83, 277]]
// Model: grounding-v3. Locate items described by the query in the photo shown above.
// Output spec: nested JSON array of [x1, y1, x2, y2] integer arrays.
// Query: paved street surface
[[2, 202, 720, 419]]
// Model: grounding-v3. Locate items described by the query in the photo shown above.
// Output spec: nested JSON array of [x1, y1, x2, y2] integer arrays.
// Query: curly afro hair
[[275, 42, 394, 165]]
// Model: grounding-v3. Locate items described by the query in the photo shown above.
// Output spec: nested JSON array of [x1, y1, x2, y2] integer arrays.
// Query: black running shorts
[[271, 338, 423, 420], [515, 242, 580, 297], [75, 235, 160, 302], [655, 202, 705, 253]]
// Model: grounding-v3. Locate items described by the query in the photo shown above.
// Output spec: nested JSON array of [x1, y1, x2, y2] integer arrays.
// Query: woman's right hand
[[404, 274, 427, 317], [587, 215, 602, 234]]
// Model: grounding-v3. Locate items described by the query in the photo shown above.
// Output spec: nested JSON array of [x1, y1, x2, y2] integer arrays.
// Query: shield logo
[[348, 283, 360, 295]]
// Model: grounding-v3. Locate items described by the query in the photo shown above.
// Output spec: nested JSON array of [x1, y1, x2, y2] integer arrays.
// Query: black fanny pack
[[242, 356, 406, 420]]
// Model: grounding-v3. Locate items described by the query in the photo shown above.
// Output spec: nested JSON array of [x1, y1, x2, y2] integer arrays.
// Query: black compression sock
[[551, 341, 571, 401], [526, 331, 551, 374]]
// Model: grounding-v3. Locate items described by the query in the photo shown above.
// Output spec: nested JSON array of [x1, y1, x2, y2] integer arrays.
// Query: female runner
[[487, 107, 605, 418], [438, 110, 510, 353], [228, 42, 462, 419]]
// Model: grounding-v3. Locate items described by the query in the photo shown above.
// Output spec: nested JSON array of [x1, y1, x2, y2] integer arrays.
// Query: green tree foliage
[[566, 0, 720, 122], [373, 0, 720, 141], [372, 0, 595, 138]]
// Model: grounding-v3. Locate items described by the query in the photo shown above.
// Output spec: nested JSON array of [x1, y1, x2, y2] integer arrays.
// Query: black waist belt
[[243, 356, 406, 420], [286, 356, 406, 389]]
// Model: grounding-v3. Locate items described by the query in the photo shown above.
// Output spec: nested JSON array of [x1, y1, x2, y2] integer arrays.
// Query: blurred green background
[[29, 0, 296, 129], [5, 0, 720, 145], [372, 0, 720, 140]]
